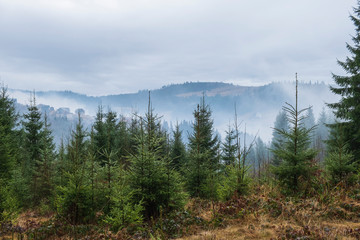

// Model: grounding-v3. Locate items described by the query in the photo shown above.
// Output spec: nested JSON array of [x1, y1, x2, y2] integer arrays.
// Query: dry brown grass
[[177, 184, 360, 240], [16, 211, 53, 229]]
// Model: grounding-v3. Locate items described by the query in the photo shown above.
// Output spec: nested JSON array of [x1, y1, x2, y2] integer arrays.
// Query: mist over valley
[[9, 81, 337, 145]]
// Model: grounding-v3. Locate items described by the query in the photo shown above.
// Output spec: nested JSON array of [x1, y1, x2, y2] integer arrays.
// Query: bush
[[104, 181, 143, 232], [218, 165, 251, 201], [55, 173, 94, 225], [0, 182, 20, 222]]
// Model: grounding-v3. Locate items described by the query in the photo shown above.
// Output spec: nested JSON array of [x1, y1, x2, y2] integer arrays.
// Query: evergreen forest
[[2, 3, 360, 240]]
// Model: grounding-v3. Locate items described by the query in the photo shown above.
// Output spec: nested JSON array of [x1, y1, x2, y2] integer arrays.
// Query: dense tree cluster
[[0, 76, 354, 230]]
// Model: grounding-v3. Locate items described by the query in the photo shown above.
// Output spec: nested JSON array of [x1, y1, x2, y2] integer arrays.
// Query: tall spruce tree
[[0, 85, 20, 221], [271, 75, 318, 194], [0, 86, 18, 181], [186, 96, 220, 199], [101, 110, 119, 212], [23, 93, 43, 163], [56, 114, 93, 224], [327, 2, 360, 159], [23, 93, 45, 204], [128, 96, 186, 218]]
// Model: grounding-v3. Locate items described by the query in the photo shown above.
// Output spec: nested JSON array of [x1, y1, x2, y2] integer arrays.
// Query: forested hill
[[9, 81, 336, 143]]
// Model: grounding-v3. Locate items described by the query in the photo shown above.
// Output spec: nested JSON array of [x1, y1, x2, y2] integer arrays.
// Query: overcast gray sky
[[0, 0, 357, 96]]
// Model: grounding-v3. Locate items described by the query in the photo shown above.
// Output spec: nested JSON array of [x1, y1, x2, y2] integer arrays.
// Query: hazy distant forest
[[2, 3, 360, 240]]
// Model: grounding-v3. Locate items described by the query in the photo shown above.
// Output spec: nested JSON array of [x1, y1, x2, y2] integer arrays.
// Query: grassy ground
[[2, 184, 360, 239], [177, 184, 360, 240]]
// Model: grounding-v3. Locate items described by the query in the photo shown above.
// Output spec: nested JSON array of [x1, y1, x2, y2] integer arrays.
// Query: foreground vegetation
[[3, 183, 360, 239]]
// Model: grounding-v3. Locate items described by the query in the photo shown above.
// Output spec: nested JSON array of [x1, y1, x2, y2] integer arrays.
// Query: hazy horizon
[[7, 81, 336, 142]]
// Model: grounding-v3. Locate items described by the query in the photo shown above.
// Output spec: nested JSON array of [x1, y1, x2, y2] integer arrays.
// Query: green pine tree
[[325, 123, 356, 185], [56, 114, 94, 224], [271, 75, 318, 195], [0, 85, 18, 181], [0, 85, 20, 221], [186, 96, 220, 199], [104, 170, 143, 231], [327, 2, 360, 159], [23, 93, 45, 204], [128, 96, 186, 218]]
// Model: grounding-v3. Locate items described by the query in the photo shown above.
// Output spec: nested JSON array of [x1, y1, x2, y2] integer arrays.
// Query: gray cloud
[[0, 0, 357, 95]]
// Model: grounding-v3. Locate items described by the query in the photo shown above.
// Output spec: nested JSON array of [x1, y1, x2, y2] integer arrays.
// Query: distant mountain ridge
[[8, 81, 337, 143]]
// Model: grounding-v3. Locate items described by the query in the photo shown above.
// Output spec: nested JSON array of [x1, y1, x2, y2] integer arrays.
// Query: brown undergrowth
[[2, 184, 360, 239], [178, 184, 360, 240]]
